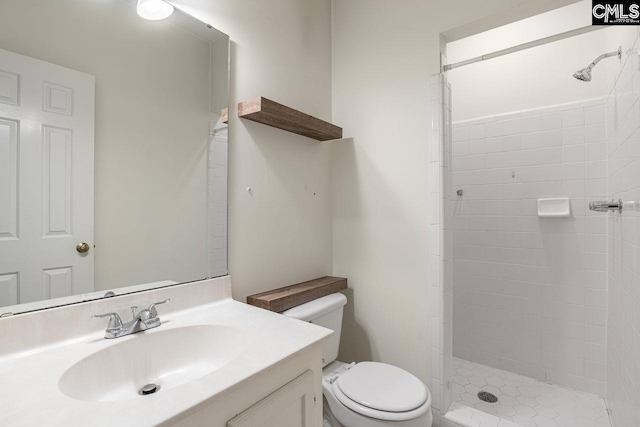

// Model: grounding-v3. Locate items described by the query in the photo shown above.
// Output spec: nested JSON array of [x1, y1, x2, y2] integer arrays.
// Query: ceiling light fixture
[[137, 0, 174, 21]]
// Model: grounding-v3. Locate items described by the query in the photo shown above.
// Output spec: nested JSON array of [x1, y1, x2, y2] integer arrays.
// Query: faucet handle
[[130, 306, 139, 319], [91, 312, 123, 331], [148, 299, 170, 317]]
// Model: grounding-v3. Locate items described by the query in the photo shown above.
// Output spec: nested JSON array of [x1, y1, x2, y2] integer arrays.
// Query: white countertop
[[0, 277, 332, 426]]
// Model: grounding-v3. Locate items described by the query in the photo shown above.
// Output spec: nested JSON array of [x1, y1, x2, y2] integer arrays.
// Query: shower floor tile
[[451, 358, 611, 427]]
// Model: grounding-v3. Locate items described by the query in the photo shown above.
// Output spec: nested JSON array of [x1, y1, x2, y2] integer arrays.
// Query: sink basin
[[58, 325, 245, 402]]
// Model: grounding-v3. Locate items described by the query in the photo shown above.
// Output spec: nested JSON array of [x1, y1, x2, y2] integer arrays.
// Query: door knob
[[76, 242, 90, 254]]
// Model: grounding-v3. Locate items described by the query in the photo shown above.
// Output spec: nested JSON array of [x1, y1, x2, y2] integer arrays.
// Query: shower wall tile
[[430, 73, 454, 426], [604, 30, 640, 427], [207, 127, 228, 278], [451, 98, 607, 396]]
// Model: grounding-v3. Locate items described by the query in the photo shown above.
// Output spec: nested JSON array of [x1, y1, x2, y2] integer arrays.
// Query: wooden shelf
[[247, 276, 347, 313], [238, 97, 342, 141]]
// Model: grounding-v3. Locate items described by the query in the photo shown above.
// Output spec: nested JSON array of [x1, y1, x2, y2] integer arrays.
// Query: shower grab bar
[[589, 200, 623, 213]]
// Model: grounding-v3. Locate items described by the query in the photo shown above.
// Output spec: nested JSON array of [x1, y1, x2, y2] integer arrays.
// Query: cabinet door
[[227, 370, 316, 427]]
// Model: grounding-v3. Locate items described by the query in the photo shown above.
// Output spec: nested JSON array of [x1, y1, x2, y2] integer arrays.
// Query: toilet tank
[[283, 293, 347, 367]]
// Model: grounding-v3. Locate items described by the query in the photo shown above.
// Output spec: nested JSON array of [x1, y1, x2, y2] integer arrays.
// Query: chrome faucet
[[92, 299, 170, 339], [589, 199, 623, 213]]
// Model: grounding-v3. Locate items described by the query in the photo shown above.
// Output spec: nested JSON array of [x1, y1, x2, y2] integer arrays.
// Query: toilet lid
[[335, 362, 427, 413]]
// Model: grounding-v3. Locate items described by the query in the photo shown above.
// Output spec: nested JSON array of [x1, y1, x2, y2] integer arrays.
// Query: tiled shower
[[451, 98, 607, 396], [432, 27, 640, 427]]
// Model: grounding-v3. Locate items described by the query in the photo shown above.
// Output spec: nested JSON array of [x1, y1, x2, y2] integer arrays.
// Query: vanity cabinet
[[169, 342, 324, 427], [227, 370, 315, 427]]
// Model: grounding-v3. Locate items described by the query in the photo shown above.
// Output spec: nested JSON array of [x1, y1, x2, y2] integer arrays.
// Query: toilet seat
[[330, 362, 431, 422]]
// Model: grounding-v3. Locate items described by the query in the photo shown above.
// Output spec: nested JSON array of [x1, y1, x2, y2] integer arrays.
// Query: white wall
[[451, 99, 608, 396], [603, 26, 640, 427], [331, 0, 564, 398], [172, 0, 334, 302], [447, 1, 609, 122], [0, 0, 214, 290]]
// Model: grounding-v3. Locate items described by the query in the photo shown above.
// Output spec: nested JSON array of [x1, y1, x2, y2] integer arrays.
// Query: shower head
[[573, 46, 621, 82], [573, 68, 592, 82]]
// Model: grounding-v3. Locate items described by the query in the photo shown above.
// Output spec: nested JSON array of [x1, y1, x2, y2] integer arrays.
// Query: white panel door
[[227, 370, 316, 427], [0, 48, 95, 307]]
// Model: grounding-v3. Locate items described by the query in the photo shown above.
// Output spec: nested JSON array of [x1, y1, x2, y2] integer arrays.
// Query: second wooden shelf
[[247, 276, 347, 313]]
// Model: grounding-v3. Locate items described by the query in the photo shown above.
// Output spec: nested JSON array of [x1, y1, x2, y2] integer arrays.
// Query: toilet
[[283, 293, 433, 427]]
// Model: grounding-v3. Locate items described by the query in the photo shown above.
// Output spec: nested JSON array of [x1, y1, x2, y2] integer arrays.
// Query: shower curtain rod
[[442, 25, 602, 72]]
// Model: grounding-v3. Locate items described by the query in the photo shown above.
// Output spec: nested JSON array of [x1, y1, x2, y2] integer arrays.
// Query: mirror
[[0, 0, 229, 315]]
